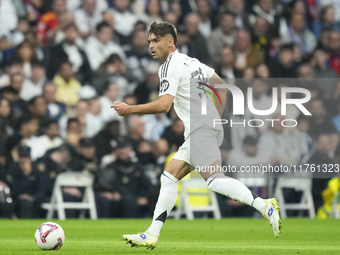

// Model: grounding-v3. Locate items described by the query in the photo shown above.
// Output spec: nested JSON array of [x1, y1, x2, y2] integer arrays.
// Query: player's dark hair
[[148, 21, 178, 47]]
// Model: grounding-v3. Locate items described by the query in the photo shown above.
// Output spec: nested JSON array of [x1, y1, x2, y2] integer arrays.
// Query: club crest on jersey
[[160, 79, 169, 93]]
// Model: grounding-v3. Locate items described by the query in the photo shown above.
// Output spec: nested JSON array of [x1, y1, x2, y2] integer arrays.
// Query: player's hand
[[111, 102, 131, 116]]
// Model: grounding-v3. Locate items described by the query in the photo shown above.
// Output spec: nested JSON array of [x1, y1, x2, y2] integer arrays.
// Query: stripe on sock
[[155, 210, 167, 223]]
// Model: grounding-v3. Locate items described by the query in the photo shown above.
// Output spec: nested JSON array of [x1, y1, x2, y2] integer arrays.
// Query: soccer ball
[[35, 222, 65, 250]]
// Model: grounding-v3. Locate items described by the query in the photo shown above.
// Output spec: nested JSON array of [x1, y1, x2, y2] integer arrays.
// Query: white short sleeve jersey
[[158, 50, 223, 139]]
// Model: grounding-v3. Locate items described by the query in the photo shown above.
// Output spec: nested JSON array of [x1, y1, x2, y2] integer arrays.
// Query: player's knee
[[206, 173, 225, 193]]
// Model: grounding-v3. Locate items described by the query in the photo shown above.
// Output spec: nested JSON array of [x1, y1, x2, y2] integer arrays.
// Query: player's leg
[[145, 159, 190, 235], [202, 160, 281, 237], [123, 155, 191, 248], [192, 128, 282, 237]]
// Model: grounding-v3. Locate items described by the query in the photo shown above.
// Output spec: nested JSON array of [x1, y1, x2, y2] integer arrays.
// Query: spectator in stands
[[47, 24, 92, 85], [255, 63, 270, 78], [0, 147, 13, 218], [124, 29, 154, 84], [0, 98, 14, 137], [313, 5, 340, 39], [53, 61, 82, 107], [311, 47, 338, 94], [7, 17, 30, 46], [258, 113, 302, 165], [6, 145, 40, 218], [96, 136, 150, 218], [289, 114, 313, 164], [139, 0, 163, 28], [251, 0, 287, 39], [64, 118, 82, 144], [23, 30, 44, 61], [176, 25, 193, 56], [251, 17, 271, 54], [307, 135, 334, 211], [127, 115, 154, 164], [308, 99, 339, 146], [184, 13, 211, 64], [196, 0, 214, 39], [216, 46, 242, 79], [234, 30, 264, 71], [74, 0, 103, 39], [6, 116, 38, 163], [163, 12, 179, 26], [208, 12, 238, 65], [10, 73, 27, 102], [221, 0, 250, 30], [0, 0, 19, 37], [85, 21, 126, 71], [30, 120, 63, 161], [134, 62, 160, 104], [108, 0, 137, 43], [53, 11, 76, 44], [20, 61, 46, 102], [99, 82, 120, 124], [0, 86, 29, 131], [12, 40, 39, 78], [282, 12, 317, 56], [92, 53, 128, 95], [36, 0, 67, 46], [0, 60, 23, 87], [227, 135, 269, 197], [36, 144, 84, 218], [328, 30, 340, 74], [94, 120, 120, 164], [85, 97, 104, 137], [269, 44, 297, 77], [76, 137, 99, 173], [28, 96, 49, 136], [24, 0, 43, 26], [158, 117, 185, 155], [43, 82, 67, 122], [142, 113, 171, 143]]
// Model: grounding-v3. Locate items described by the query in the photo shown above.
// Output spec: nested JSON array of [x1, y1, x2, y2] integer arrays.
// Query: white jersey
[[158, 50, 223, 139]]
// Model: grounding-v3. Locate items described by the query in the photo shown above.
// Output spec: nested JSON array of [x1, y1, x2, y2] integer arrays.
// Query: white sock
[[147, 171, 179, 236], [207, 173, 266, 213]]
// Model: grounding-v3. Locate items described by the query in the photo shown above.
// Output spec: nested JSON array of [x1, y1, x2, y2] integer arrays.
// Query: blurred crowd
[[1, 0, 340, 219]]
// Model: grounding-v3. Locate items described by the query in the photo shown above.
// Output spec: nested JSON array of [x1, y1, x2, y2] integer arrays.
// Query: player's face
[[148, 33, 171, 62]]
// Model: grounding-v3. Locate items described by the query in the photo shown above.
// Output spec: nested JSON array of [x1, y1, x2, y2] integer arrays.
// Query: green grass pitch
[[1, 218, 340, 254]]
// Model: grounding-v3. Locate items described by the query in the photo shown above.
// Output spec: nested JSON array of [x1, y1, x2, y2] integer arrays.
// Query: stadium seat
[[173, 177, 221, 220], [332, 191, 340, 219], [41, 172, 97, 220], [274, 178, 315, 219]]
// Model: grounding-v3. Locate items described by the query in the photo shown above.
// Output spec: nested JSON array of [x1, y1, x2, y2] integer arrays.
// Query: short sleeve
[[200, 62, 215, 80], [159, 59, 179, 97]]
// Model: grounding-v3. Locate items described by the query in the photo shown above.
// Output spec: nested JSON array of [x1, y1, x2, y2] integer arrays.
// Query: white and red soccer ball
[[35, 222, 65, 250]]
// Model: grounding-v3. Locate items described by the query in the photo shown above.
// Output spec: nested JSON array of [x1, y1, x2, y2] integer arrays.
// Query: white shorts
[[173, 126, 224, 168]]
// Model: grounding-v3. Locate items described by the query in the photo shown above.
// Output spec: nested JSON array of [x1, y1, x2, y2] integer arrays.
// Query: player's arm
[[111, 94, 174, 116], [209, 73, 227, 118]]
